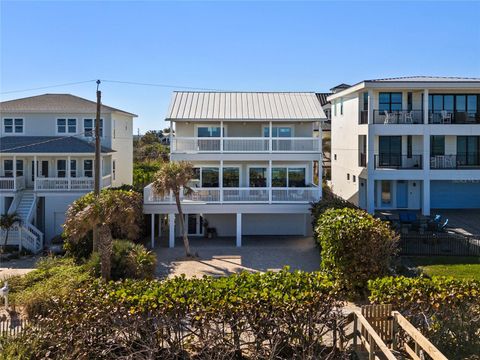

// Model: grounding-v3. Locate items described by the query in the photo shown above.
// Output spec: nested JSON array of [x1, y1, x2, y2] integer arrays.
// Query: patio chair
[[384, 111, 394, 124], [404, 111, 414, 124], [441, 110, 452, 124]]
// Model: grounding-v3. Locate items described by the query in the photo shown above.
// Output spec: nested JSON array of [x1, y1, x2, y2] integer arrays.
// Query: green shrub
[[1, 270, 349, 359], [86, 239, 156, 280], [5, 257, 92, 318], [64, 232, 93, 262], [315, 208, 398, 297], [369, 276, 480, 359]]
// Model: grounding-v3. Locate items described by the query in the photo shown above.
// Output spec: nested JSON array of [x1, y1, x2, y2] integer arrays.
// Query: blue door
[[396, 181, 408, 208]]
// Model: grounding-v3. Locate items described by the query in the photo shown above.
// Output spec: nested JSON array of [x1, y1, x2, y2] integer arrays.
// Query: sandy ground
[[0, 256, 38, 280], [154, 235, 322, 278]]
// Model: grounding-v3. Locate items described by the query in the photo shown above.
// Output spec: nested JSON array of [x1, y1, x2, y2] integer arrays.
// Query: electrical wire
[[0, 80, 97, 95]]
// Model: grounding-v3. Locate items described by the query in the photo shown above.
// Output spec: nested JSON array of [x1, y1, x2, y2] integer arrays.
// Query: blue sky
[[1, 1, 479, 132]]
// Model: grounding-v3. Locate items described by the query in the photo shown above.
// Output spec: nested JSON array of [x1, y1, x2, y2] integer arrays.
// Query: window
[[84, 160, 93, 177], [3, 118, 23, 133], [407, 135, 412, 159], [407, 92, 413, 111], [223, 167, 239, 187], [353, 175, 356, 183], [192, 167, 201, 181], [263, 126, 292, 137], [249, 167, 267, 187], [272, 168, 287, 187], [381, 181, 392, 205], [112, 160, 116, 180], [288, 168, 306, 187], [3, 160, 23, 177], [57, 118, 76, 134], [70, 160, 77, 178], [340, 98, 344, 115], [201, 167, 219, 187], [379, 92, 402, 112], [362, 92, 369, 111], [457, 136, 480, 166], [430, 136, 445, 156], [334, 154, 337, 160], [197, 126, 221, 137], [347, 173, 350, 181], [57, 160, 67, 178], [84, 119, 103, 137], [379, 136, 402, 166]]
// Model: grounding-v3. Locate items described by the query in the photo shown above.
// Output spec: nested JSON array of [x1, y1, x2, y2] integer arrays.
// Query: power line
[[0, 80, 97, 95], [101, 79, 226, 92]]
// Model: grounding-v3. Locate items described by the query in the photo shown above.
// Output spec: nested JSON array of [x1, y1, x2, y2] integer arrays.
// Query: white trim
[[55, 117, 77, 135], [246, 164, 269, 187], [2, 117, 25, 135], [194, 123, 227, 137], [262, 124, 295, 137], [82, 118, 104, 138]]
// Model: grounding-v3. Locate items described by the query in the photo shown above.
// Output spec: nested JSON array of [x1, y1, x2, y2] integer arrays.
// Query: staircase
[[3, 190, 44, 254]]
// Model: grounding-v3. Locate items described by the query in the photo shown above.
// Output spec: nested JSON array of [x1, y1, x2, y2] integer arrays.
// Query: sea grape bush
[[1, 270, 351, 360], [369, 276, 480, 359]]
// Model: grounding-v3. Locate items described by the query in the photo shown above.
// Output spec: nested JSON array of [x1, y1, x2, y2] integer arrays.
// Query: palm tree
[[151, 161, 194, 257], [63, 190, 142, 281], [0, 213, 21, 252]]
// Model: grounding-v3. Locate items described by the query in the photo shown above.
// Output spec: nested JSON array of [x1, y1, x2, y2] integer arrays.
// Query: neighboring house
[[0, 94, 136, 252], [315, 92, 332, 178], [144, 92, 325, 247], [328, 76, 480, 215]]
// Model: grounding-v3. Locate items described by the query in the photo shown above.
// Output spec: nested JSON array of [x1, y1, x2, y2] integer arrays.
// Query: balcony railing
[[373, 110, 424, 124], [171, 137, 320, 153], [144, 184, 321, 204], [0, 176, 25, 191], [428, 111, 480, 124], [430, 154, 480, 169], [374, 155, 423, 169], [35, 175, 112, 191]]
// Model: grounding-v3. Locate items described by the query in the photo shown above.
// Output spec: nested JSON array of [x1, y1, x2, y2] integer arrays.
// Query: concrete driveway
[[0, 256, 38, 280], [433, 209, 480, 235], [154, 236, 321, 278]]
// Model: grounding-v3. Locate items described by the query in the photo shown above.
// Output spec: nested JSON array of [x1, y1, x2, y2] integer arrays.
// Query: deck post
[[13, 155, 17, 190], [67, 155, 71, 190], [169, 213, 175, 248], [33, 156, 37, 191], [150, 213, 155, 248], [236, 213, 242, 247]]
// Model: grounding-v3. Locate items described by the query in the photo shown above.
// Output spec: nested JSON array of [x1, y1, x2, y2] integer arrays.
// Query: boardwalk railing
[[399, 232, 480, 256]]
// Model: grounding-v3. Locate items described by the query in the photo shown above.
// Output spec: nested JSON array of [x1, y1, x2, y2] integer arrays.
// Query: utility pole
[[93, 79, 101, 252]]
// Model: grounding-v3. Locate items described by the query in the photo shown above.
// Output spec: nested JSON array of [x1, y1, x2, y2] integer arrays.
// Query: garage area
[[431, 180, 480, 209]]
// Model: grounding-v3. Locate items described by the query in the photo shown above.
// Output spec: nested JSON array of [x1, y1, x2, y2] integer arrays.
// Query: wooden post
[[93, 80, 101, 252]]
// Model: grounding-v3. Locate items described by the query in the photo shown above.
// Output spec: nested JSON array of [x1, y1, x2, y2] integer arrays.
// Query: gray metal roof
[[0, 94, 137, 116], [166, 92, 326, 121], [0, 136, 115, 154], [315, 93, 332, 106], [366, 76, 480, 83]]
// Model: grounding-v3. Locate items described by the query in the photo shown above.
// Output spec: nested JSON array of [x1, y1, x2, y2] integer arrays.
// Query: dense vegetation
[[315, 208, 398, 297], [369, 276, 480, 359], [1, 270, 352, 359]]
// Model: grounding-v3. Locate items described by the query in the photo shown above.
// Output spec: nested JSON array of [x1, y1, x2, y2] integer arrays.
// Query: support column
[[13, 155, 17, 189], [220, 120, 224, 152], [367, 90, 374, 124], [236, 213, 242, 247], [67, 155, 71, 190], [423, 89, 429, 124], [33, 155, 37, 190], [268, 160, 272, 204], [422, 180, 430, 216], [150, 213, 155, 248], [367, 178, 375, 214], [168, 213, 175, 248], [220, 160, 224, 203], [269, 121, 273, 152]]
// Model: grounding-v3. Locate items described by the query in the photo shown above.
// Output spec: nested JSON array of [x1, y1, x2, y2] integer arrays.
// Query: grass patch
[[407, 256, 480, 280]]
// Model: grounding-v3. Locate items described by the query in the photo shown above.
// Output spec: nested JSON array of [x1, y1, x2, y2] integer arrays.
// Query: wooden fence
[[0, 318, 28, 338]]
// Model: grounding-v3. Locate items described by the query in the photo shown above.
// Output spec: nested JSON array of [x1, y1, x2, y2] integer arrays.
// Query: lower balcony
[[374, 155, 423, 170], [144, 185, 321, 204]]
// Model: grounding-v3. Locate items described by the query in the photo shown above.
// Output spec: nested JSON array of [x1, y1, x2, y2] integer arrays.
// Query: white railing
[[0, 224, 43, 254], [172, 137, 320, 153], [144, 185, 321, 204], [0, 176, 25, 191], [35, 176, 112, 191]]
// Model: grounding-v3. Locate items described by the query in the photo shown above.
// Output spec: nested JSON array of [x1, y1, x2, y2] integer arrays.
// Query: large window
[[57, 160, 67, 178], [84, 119, 103, 137], [457, 136, 479, 165], [3, 160, 23, 177], [288, 168, 306, 187], [197, 126, 221, 137], [379, 136, 402, 166], [379, 93, 402, 112], [3, 118, 24, 133], [223, 167, 239, 187], [201, 167, 219, 187], [57, 118, 77, 134], [83, 160, 93, 177], [271, 167, 306, 187], [430, 136, 445, 156], [272, 168, 287, 187], [263, 126, 292, 137], [70, 160, 77, 178], [249, 167, 267, 187]]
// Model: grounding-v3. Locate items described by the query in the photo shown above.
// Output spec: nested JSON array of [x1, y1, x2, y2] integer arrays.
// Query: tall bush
[[315, 208, 398, 296], [1, 270, 350, 360], [369, 276, 480, 359]]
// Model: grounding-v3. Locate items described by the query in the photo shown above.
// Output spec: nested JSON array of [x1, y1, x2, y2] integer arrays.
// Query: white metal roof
[[166, 92, 326, 121], [367, 76, 480, 83]]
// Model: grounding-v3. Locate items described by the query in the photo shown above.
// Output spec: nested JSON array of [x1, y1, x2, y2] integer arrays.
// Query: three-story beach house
[[144, 92, 325, 247], [0, 94, 136, 252], [328, 76, 480, 215]]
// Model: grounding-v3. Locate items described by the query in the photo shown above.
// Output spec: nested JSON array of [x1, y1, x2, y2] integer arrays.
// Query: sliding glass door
[[379, 136, 402, 167], [457, 136, 480, 166]]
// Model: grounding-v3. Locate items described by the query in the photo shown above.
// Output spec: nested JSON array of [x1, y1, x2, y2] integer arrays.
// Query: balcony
[[374, 155, 423, 169], [144, 184, 321, 204], [430, 154, 480, 169], [428, 111, 480, 124], [373, 110, 423, 124], [0, 175, 112, 192], [171, 137, 320, 153]]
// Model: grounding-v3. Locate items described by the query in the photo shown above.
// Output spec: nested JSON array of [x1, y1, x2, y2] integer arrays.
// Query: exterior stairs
[[1, 190, 44, 254]]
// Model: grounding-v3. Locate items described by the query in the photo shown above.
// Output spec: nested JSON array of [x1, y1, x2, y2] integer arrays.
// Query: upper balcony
[[373, 110, 424, 125], [428, 111, 480, 124], [171, 137, 320, 154]]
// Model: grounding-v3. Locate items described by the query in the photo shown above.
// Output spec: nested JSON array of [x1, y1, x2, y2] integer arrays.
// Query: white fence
[[144, 185, 321, 204], [35, 175, 112, 191], [172, 137, 320, 153], [0, 176, 25, 191]]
